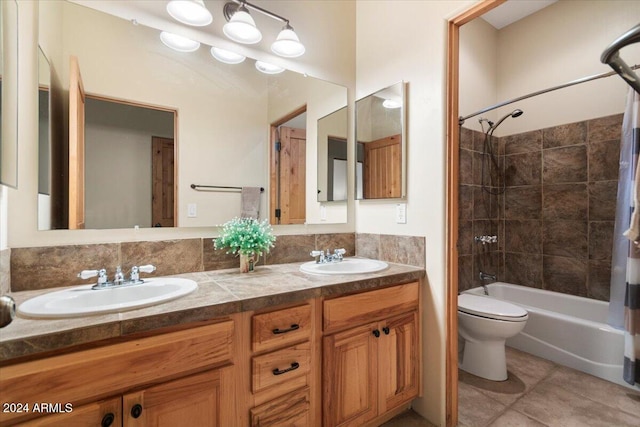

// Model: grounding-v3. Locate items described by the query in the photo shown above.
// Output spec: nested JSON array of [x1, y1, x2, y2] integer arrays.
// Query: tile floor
[[383, 347, 640, 427]]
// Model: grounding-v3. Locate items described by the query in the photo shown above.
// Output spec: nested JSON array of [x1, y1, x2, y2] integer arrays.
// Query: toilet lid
[[458, 294, 528, 321]]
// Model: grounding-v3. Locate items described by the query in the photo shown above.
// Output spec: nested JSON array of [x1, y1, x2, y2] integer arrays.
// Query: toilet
[[458, 293, 528, 381]]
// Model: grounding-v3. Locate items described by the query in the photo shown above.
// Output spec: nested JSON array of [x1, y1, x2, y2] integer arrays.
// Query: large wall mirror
[[355, 81, 406, 200], [0, 0, 18, 188], [37, 0, 348, 230]]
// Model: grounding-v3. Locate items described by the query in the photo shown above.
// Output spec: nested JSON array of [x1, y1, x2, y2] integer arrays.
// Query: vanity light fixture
[[166, 0, 213, 27], [211, 47, 246, 64], [223, 1, 305, 57], [255, 60, 285, 74], [160, 31, 201, 52], [223, 3, 262, 44], [382, 99, 402, 109]]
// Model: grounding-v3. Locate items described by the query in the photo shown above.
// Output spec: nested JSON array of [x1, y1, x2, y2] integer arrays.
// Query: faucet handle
[[334, 248, 346, 256], [310, 250, 323, 257], [78, 269, 100, 280], [138, 265, 156, 274]]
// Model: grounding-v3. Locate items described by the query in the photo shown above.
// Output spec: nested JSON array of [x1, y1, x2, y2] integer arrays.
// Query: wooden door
[[378, 311, 420, 414], [323, 323, 378, 427], [19, 397, 121, 426], [123, 370, 222, 427], [363, 134, 401, 199], [68, 55, 85, 229], [151, 137, 175, 227], [272, 126, 306, 225]]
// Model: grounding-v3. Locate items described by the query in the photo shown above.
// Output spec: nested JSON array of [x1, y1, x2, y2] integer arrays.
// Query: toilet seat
[[458, 294, 528, 322]]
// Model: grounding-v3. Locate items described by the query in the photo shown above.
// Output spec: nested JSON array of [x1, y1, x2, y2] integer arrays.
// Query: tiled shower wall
[[459, 114, 623, 301]]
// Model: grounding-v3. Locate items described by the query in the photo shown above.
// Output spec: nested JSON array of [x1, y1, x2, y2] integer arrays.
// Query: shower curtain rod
[[458, 64, 640, 126]]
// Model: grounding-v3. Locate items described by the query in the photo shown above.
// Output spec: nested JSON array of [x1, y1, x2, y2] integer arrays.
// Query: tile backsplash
[[459, 114, 622, 301]]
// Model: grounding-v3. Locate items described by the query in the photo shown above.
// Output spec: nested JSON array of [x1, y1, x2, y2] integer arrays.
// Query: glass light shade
[[382, 99, 402, 109], [160, 31, 201, 53], [255, 61, 285, 74], [271, 28, 305, 58], [223, 9, 262, 44], [210, 47, 246, 64], [166, 0, 212, 27]]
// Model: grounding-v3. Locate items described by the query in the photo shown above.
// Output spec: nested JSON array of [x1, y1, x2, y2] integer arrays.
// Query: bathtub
[[464, 282, 631, 389]]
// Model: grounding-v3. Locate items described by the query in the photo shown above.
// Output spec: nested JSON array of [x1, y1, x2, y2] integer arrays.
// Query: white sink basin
[[299, 258, 388, 275], [18, 277, 198, 318]]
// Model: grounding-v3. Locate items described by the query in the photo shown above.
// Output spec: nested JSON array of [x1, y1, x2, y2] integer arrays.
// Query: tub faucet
[[479, 271, 496, 295]]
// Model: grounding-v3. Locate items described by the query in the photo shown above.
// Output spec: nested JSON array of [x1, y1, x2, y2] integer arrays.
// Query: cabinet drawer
[[252, 304, 312, 353], [252, 342, 311, 394], [323, 282, 419, 333], [250, 387, 310, 427]]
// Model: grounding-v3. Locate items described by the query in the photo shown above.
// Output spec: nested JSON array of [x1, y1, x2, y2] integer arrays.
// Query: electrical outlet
[[187, 203, 197, 218], [396, 203, 407, 224]]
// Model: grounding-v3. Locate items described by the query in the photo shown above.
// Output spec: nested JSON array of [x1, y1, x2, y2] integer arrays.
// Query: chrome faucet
[[310, 248, 346, 264], [479, 271, 496, 295], [78, 265, 156, 290]]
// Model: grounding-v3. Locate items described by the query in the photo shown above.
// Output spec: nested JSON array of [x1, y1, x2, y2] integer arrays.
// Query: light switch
[[187, 203, 197, 218], [396, 203, 407, 224], [320, 205, 327, 221]]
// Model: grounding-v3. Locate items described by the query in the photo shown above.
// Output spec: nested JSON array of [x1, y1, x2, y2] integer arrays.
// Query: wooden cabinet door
[[123, 370, 222, 427], [323, 323, 378, 427], [378, 311, 420, 413], [18, 397, 121, 427]]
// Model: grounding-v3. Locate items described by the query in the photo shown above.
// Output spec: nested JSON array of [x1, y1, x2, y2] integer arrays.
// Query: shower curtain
[[610, 87, 640, 386]]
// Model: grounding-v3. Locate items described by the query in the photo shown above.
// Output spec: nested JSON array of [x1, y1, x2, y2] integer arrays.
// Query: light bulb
[[271, 25, 305, 58], [211, 47, 246, 64], [223, 6, 262, 44], [382, 99, 402, 109], [255, 61, 285, 74], [160, 31, 200, 53], [166, 0, 212, 27]]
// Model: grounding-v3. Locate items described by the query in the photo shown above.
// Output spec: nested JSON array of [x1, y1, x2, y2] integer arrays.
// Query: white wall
[[355, 1, 475, 425], [6, 0, 356, 248]]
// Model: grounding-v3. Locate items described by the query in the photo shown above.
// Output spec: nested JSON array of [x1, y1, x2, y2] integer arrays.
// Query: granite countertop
[[0, 260, 424, 363]]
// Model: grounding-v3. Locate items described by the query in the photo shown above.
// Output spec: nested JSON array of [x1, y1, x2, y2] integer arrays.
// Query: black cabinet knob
[[131, 404, 143, 419], [372, 329, 380, 338], [382, 326, 390, 335], [101, 413, 115, 427]]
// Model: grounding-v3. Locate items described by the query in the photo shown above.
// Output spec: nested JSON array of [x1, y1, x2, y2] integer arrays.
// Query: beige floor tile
[[504, 347, 556, 381], [511, 381, 639, 427], [458, 380, 508, 427], [487, 409, 548, 427], [380, 409, 437, 427], [543, 365, 640, 418]]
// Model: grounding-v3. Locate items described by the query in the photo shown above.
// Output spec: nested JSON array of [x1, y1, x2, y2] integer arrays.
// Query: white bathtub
[[464, 282, 631, 389]]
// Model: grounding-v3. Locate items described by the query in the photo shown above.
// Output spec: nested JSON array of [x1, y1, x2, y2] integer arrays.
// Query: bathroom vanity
[[0, 262, 424, 426]]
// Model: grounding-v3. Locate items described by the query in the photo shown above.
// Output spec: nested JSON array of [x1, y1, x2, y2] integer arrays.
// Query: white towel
[[240, 187, 261, 219], [624, 90, 640, 244]]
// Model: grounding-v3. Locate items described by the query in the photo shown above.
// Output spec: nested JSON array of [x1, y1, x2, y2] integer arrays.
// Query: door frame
[[269, 105, 307, 225], [445, 1, 506, 426]]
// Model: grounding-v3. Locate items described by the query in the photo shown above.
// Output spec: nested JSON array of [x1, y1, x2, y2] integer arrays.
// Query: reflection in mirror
[[38, 48, 51, 229], [0, 0, 18, 188], [356, 81, 406, 200], [317, 107, 348, 202], [37, 0, 348, 229]]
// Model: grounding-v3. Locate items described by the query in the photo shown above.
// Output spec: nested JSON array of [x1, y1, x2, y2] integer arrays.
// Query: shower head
[[489, 109, 524, 133]]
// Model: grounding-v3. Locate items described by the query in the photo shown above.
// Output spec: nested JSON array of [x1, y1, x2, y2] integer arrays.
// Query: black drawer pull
[[273, 362, 300, 376], [131, 404, 143, 419], [372, 329, 381, 338], [101, 413, 115, 427], [383, 326, 390, 335], [272, 324, 300, 334]]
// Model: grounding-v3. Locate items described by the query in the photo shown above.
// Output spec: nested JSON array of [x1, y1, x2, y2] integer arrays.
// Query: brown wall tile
[[543, 146, 587, 183], [587, 260, 611, 301], [204, 238, 239, 271], [458, 220, 474, 256], [505, 152, 541, 186], [379, 235, 426, 268], [543, 121, 587, 149], [589, 139, 621, 181], [316, 233, 356, 257], [503, 130, 542, 155], [588, 221, 614, 261], [588, 114, 623, 143], [460, 148, 474, 185], [459, 185, 474, 220], [460, 127, 473, 150], [505, 186, 541, 219], [505, 220, 542, 254], [121, 239, 203, 277], [11, 244, 120, 291], [543, 256, 587, 297], [356, 233, 380, 259], [504, 252, 542, 288], [264, 234, 316, 265], [474, 187, 499, 220], [458, 255, 474, 292], [543, 184, 587, 220], [588, 181, 618, 221], [542, 220, 588, 258]]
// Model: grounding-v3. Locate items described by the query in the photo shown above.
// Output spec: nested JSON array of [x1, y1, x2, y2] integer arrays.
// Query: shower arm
[[601, 23, 640, 94]]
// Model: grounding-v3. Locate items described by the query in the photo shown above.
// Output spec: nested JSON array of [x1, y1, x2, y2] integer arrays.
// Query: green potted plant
[[213, 217, 276, 273]]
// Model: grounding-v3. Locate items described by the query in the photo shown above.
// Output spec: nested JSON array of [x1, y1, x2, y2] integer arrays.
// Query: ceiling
[[482, 0, 558, 29]]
